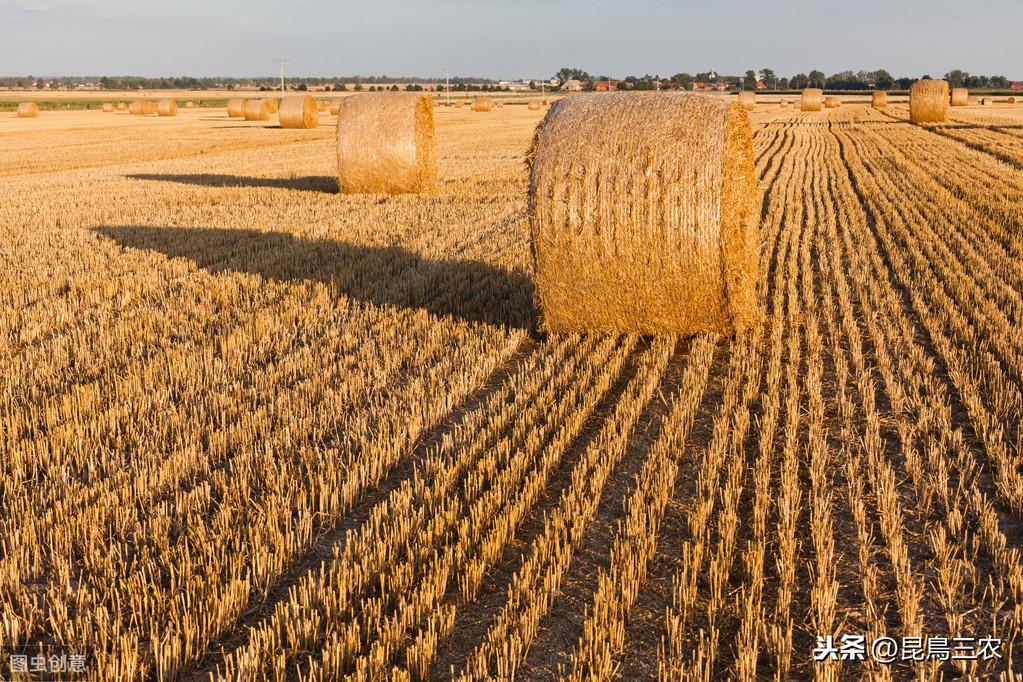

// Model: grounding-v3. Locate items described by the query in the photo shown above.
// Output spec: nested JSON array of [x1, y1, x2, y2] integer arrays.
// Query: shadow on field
[[94, 226, 535, 329], [127, 173, 339, 193]]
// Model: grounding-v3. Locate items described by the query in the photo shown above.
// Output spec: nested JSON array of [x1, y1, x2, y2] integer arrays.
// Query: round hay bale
[[243, 99, 272, 121], [1008, 96, 1016, 104], [116, 102, 128, 111], [185, 101, 196, 109], [737, 90, 756, 111], [909, 79, 949, 123], [824, 96, 841, 108], [336, 92, 437, 194], [128, 100, 155, 116], [529, 92, 760, 335], [951, 87, 969, 107], [471, 97, 494, 112], [156, 99, 178, 117], [227, 98, 245, 117], [871, 91, 888, 108], [800, 88, 823, 112], [16, 102, 39, 118], [101, 102, 115, 112], [279, 95, 319, 129], [967, 95, 979, 105], [329, 102, 341, 115], [982, 97, 994, 106], [261, 97, 279, 114], [527, 100, 542, 110]]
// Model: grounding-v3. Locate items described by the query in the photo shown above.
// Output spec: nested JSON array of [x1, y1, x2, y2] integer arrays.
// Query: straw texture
[[336, 93, 437, 194], [825, 96, 841, 108], [529, 92, 761, 335], [528, 100, 543, 110], [243, 99, 272, 121], [16, 102, 38, 118], [262, 97, 279, 114], [967, 95, 979, 105], [471, 97, 494, 112], [101, 103, 114, 112], [279, 95, 319, 129], [227, 99, 245, 118], [737, 91, 756, 111], [800, 88, 823, 111], [116, 102, 127, 111], [951, 88, 969, 107], [156, 99, 177, 117], [871, 91, 888, 108], [129, 100, 157, 116], [909, 79, 949, 123], [185, 101, 196, 109]]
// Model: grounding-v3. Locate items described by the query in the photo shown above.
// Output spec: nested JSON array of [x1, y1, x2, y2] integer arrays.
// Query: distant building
[[594, 80, 618, 92], [755, 80, 767, 90], [693, 82, 728, 91], [1010, 81, 1023, 90], [560, 79, 585, 91]]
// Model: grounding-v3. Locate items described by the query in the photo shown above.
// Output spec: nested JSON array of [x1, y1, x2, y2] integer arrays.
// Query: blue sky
[[2, 0, 1020, 79]]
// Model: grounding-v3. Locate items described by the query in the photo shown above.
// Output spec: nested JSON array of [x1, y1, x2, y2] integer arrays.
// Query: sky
[[2, 0, 1021, 80]]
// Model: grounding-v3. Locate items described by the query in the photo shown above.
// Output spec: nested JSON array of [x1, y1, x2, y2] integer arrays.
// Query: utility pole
[[274, 59, 286, 94]]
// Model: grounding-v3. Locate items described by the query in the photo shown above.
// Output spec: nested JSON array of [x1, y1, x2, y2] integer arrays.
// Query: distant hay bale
[[227, 98, 245, 117], [825, 96, 841, 108], [967, 95, 979, 105], [871, 91, 888, 108], [982, 97, 994, 106], [1008, 96, 1017, 104], [780, 100, 790, 108], [529, 92, 760, 335], [279, 95, 319, 129], [329, 102, 341, 115], [317, 100, 328, 112], [951, 88, 969, 107], [101, 102, 114, 112], [454, 102, 463, 109], [528, 100, 542, 110], [800, 88, 823, 111], [129, 100, 156, 116], [737, 91, 756, 111], [243, 99, 272, 121], [261, 97, 279, 114], [156, 99, 178, 117], [336, 93, 437, 194], [471, 97, 494, 112], [116, 102, 128, 111], [185, 101, 195, 109], [909, 79, 949, 123], [16, 102, 39, 118]]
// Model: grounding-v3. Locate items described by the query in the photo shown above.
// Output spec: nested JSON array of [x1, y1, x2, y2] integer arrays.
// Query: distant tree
[[671, 72, 693, 89], [990, 75, 1009, 88], [297, 83, 307, 91], [944, 69, 967, 88], [554, 67, 592, 84], [790, 73, 809, 89], [808, 70, 826, 87], [760, 68, 777, 88], [895, 77, 915, 89], [921, 74, 932, 80], [743, 70, 757, 89], [390, 84, 399, 91], [874, 70, 894, 90]]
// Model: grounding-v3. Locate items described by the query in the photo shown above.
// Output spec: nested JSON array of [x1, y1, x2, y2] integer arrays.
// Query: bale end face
[[529, 92, 761, 336], [227, 99, 245, 118], [800, 89, 823, 112], [471, 97, 494, 112], [336, 93, 437, 194], [243, 99, 272, 121], [871, 91, 888, 108], [101, 102, 115, 113], [737, 91, 756, 111], [156, 99, 178, 117], [951, 88, 969, 107], [909, 79, 949, 123]]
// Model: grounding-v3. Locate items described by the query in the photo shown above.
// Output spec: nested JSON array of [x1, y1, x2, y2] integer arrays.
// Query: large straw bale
[[981, 97, 993, 106], [129, 100, 157, 115], [243, 99, 272, 121], [871, 91, 888, 108], [800, 88, 823, 111], [471, 97, 494, 112], [737, 90, 756, 111], [967, 95, 979, 105], [529, 92, 760, 335], [16, 102, 39, 118], [279, 95, 319, 129], [825, 96, 841, 108], [951, 87, 969, 106], [101, 102, 114, 112], [156, 99, 177, 117], [909, 79, 949, 123], [336, 93, 437, 194], [227, 98, 245, 117], [262, 97, 279, 114]]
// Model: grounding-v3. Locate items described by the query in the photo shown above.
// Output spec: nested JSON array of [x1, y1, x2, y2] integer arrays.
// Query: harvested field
[[1, 98, 1022, 681]]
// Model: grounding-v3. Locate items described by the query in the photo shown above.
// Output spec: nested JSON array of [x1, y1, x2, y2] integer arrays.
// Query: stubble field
[[2, 97, 1023, 681]]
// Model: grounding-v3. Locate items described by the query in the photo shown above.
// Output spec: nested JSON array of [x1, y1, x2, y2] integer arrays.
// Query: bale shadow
[[94, 225, 535, 330], [127, 173, 338, 193]]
